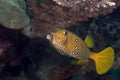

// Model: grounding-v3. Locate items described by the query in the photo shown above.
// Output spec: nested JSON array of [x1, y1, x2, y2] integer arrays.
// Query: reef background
[[0, 0, 120, 80]]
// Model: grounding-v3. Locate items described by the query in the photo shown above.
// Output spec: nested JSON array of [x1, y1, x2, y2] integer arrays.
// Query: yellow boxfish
[[47, 29, 114, 75]]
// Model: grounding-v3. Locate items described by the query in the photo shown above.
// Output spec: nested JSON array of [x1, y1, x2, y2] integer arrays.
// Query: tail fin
[[90, 47, 114, 75]]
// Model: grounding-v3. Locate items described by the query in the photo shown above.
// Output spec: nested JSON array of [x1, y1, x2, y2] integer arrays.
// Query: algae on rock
[[0, 0, 30, 29]]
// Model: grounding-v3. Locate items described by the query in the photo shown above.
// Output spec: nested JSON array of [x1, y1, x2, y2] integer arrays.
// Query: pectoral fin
[[71, 59, 89, 65]]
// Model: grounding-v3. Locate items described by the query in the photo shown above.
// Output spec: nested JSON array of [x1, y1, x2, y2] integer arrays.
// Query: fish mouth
[[46, 33, 53, 41]]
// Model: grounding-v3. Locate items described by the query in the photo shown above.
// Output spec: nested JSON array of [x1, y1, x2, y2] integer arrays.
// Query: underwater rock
[[23, 0, 120, 38], [0, 0, 30, 29]]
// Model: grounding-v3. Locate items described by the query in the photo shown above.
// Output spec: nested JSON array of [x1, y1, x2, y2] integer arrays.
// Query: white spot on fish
[[72, 52, 75, 55], [75, 39, 78, 42], [59, 45, 62, 47], [76, 54, 79, 57], [70, 33, 72, 35], [75, 46, 78, 49], [63, 31, 66, 35], [52, 38, 56, 44]]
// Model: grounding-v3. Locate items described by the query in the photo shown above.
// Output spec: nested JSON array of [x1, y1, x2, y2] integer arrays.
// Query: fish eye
[[28, 27, 33, 31], [63, 31, 68, 35]]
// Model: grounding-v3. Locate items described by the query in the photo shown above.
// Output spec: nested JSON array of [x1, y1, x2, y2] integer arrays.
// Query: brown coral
[[47, 65, 73, 80], [23, 0, 120, 38], [46, 60, 96, 80]]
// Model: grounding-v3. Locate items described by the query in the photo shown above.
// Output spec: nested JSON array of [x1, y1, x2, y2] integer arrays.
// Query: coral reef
[[53, 0, 117, 9], [0, 24, 30, 79], [0, 0, 120, 80], [23, 0, 120, 37], [113, 47, 120, 69], [47, 60, 95, 80], [0, 0, 30, 29]]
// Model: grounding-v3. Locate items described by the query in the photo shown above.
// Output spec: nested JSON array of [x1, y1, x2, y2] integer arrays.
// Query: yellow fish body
[[47, 29, 114, 75]]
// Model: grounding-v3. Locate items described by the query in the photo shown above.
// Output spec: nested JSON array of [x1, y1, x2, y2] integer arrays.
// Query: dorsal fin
[[84, 35, 94, 48]]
